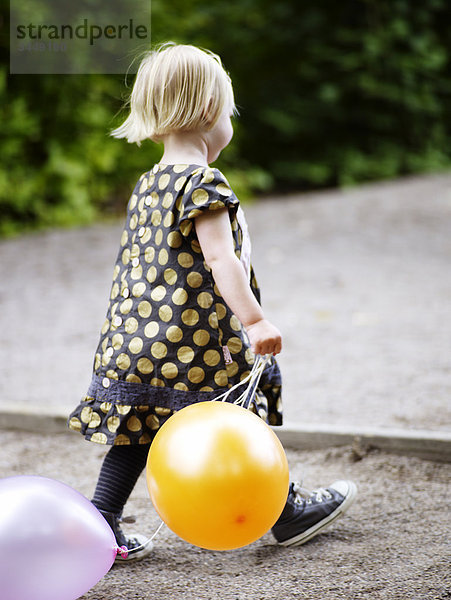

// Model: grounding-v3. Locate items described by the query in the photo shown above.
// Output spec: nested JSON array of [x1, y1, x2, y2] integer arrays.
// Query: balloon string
[[116, 520, 165, 558], [212, 354, 272, 408]]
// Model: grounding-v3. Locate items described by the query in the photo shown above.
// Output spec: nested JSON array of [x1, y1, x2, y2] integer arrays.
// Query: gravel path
[[0, 430, 449, 599]]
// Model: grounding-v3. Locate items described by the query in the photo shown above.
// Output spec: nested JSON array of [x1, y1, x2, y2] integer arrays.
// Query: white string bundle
[[212, 354, 272, 408]]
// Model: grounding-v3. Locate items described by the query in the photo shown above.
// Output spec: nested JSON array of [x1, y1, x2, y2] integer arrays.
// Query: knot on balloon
[[116, 545, 129, 559]]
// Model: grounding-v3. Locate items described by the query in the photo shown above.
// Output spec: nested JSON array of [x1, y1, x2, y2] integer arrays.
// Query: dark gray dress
[[68, 163, 282, 445]]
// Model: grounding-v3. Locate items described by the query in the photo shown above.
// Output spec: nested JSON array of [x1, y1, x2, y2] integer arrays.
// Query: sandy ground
[[1, 172, 451, 432], [0, 430, 449, 600]]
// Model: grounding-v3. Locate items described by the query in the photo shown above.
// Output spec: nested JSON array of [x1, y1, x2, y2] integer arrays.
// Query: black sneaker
[[99, 510, 153, 561], [272, 480, 357, 546]]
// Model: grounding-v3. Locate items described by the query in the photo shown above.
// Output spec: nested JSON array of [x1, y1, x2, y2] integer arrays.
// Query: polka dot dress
[[68, 164, 282, 445]]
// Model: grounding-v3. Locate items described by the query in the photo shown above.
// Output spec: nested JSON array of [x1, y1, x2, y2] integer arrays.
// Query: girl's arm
[[194, 208, 282, 356]]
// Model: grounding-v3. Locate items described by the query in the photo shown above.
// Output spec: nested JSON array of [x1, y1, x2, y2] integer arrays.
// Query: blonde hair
[[111, 43, 236, 145]]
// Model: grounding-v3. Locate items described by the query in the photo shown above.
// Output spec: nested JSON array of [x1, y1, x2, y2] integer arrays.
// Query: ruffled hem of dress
[[67, 359, 283, 445], [67, 399, 175, 446]]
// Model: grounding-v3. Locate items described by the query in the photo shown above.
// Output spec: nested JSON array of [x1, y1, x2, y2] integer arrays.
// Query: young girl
[[68, 43, 356, 560]]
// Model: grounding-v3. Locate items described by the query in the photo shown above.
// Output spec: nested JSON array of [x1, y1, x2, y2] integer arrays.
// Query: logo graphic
[[10, 0, 151, 74]]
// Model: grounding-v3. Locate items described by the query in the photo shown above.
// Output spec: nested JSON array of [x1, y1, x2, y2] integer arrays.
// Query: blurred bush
[[154, 0, 451, 186], [0, 71, 160, 235], [2, 0, 451, 235]]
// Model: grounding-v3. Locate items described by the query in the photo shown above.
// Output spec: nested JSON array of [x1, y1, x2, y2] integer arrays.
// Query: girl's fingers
[[249, 330, 282, 356], [257, 340, 282, 356]]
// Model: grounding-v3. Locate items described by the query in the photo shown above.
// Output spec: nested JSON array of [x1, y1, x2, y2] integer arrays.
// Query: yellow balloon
[[146, 401, 289, 550]]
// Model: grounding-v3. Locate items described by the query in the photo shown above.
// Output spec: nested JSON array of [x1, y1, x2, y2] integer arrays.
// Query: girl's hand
[[246, 319, 282, 356]]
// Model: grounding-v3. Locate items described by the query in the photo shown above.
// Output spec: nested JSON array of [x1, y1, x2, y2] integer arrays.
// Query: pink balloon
[[0, 476, 117, 600]]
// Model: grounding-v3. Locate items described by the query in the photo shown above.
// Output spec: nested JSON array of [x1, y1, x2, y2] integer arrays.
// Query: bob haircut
[[110, 43, 236, 145]]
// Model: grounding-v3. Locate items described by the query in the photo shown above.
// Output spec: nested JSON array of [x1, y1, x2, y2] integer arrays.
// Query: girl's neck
[[159, 131, 209, 166]]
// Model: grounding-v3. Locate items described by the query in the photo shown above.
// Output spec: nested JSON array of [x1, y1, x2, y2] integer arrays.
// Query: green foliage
[[0, 69, 162, 235], [151, 0, 451, 189], [2, 1, 451, 235]]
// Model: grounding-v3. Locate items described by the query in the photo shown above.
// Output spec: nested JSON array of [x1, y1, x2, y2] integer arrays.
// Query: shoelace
[[292, 482, 333, 506]]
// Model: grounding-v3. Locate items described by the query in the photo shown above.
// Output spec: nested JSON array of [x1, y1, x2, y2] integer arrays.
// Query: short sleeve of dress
[[177, 167, 240, 237]]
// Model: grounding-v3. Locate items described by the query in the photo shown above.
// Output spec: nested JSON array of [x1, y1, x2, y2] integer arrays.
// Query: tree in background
[[2, 0, 451, 235], [152, 0, 451, 186]]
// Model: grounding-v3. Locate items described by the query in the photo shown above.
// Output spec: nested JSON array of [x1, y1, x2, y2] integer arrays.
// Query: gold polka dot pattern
[[69, 396, 176, 445], [68, 165, 283, 446]]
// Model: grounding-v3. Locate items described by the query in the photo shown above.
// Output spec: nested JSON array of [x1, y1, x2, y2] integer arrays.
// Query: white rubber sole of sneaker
[[278, 480, 358, 547], [115, 537, 154, 562]]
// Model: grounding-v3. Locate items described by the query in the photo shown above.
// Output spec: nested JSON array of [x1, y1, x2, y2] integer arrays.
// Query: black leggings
[[91, 444, 150, 515]]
